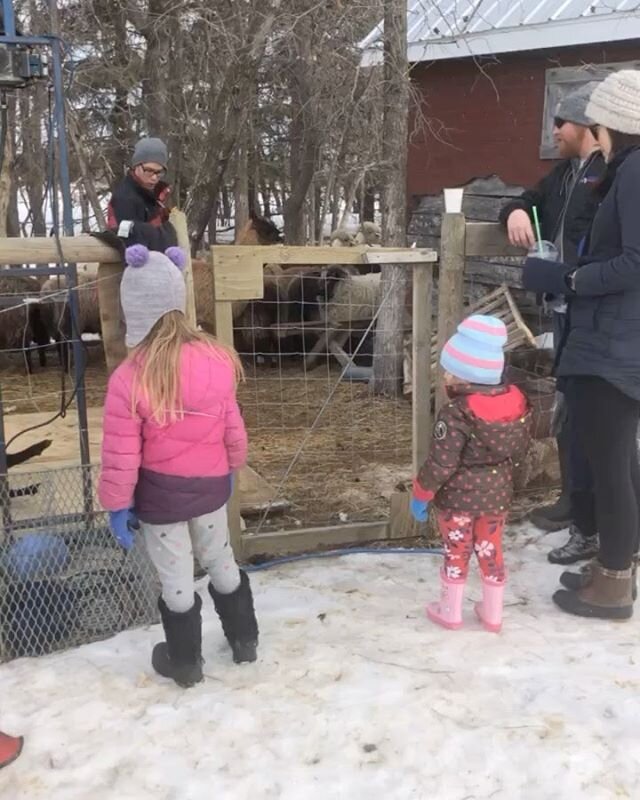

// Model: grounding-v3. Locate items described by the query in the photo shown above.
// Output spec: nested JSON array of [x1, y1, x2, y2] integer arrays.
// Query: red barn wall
[[408, 42, 640, 201]]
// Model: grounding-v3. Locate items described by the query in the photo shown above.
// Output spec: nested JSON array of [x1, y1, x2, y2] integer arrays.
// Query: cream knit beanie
[[586, 70, 640, 135]]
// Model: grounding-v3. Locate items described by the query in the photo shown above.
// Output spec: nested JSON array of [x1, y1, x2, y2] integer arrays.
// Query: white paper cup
[[443, 187, 464, 213]]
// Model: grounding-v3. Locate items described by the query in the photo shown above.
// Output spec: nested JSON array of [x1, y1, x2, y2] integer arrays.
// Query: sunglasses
[[139, 164, 166, 177], [589, 124, 600, 139], [553, 117, 567, 129]]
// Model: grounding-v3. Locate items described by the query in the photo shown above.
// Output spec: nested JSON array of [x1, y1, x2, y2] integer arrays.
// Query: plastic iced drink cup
[[528, 240, 559, 261]]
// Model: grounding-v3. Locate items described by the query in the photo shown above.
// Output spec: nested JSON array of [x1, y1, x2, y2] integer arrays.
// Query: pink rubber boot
[[475, 576, 506, 633], [427, 569, 465, 630]]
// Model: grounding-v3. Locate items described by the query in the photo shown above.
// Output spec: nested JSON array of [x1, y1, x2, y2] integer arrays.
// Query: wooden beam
[[363, 248, 437, 264], [240, 521, 390, 559], [213, 244, 370, 266], [0, 235, 119, 264], [210, 248, 265, 301], [464, 223, 526, 258]]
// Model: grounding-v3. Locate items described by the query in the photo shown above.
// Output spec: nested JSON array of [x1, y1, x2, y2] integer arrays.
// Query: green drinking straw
[[532, 205, 543, 255]]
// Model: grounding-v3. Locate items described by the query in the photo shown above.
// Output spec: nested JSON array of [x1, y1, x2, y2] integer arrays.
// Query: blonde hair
[[130, 310, 244, 425]]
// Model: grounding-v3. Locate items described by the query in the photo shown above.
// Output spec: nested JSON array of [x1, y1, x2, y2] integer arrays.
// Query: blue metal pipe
[[48, 0, 92, 516], [1, 0, 16, 37]]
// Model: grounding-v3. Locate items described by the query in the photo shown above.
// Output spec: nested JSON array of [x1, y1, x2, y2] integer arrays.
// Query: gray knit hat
[[586, 70, 640, 135], [120, 245, 187, 347], [556, 83, 599, 127], [131, 137, 168, 168]]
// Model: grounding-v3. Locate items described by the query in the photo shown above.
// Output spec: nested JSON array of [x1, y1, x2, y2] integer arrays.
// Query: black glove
[[522, 257, 575, 297]]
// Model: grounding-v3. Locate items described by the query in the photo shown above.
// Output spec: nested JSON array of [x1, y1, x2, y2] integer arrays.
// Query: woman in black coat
[[524, 70, 640, 620]]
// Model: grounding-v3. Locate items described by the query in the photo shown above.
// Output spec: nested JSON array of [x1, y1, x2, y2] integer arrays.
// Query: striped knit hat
[[440, 314, 507, 386], [586, 70, 640, 136]]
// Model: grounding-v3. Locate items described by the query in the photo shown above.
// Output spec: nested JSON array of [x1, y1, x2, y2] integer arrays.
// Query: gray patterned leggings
[[141, 505, 241, 613]]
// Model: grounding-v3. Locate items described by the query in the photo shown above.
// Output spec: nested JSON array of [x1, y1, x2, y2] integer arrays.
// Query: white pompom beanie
[[586, 70, 640, 136]]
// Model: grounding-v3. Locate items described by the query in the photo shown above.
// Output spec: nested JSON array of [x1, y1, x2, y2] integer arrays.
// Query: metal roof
[[360, 0, 640, 65]]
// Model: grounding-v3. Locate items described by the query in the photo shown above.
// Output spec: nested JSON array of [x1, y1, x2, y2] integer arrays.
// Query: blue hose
[[244, 546, 443, 572]]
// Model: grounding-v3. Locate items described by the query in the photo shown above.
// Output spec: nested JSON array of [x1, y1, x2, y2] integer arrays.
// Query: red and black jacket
[[107, 173, 177, 251], [414, 383, 531, 516]]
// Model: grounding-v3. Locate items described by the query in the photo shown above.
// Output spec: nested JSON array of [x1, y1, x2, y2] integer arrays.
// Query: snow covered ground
[[1, 525, 639, 800]]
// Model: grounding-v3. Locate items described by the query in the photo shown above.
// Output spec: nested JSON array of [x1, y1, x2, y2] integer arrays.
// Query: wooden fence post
[[97, 262, 127, 374], [210, 248, 243, 558], [412, 262, 433, 472], [436, 212, 466, 410], [170, 208, 197, 326]]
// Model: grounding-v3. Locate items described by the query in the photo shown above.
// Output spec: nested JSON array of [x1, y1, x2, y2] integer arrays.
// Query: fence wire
[[0, 465, 159, 662], [234, 267, 414, 532]]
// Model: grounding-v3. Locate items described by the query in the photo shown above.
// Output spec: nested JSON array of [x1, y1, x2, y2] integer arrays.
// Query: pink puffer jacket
[[98, 342, 247, 523]]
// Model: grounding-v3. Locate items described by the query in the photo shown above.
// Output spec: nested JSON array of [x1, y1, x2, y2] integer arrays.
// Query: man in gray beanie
[[499, 83, 606, 562], [107, 136, 177, 251]]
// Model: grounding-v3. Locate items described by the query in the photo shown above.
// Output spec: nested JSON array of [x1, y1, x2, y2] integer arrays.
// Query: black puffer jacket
[[107, 173, 177, 251], [557, 147, 640, 401], [499, 152, 606, 265]]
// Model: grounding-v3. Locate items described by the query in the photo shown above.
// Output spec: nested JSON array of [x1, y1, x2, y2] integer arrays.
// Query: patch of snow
[[1, 526, 639, 799]]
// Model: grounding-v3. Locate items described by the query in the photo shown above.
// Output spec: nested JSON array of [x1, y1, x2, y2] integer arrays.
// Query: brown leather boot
[[553, 562, 634, 620], [560, 555, 638, 601]]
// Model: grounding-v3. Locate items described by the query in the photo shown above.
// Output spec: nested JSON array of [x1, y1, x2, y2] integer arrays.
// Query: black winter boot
[[560, 555, 639, 601], [547, 524, 599, 565], [152, 594, 203, 688], [208, 570, 258, 664]]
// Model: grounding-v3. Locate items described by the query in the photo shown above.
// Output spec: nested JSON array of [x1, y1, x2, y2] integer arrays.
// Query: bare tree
[[371, 0, 409, 396]]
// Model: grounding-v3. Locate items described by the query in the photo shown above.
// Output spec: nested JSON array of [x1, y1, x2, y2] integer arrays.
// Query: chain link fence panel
[[0, 464, 159, 662]]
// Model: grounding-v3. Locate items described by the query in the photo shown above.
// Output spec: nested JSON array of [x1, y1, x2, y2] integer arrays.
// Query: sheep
[[354, 221, 382, 247], [330, 228, 355, 247], [329, 221, 382, 248], [40, 272, 101, 368], [0, 275, 50, 373], [189, 259, 288, 363]]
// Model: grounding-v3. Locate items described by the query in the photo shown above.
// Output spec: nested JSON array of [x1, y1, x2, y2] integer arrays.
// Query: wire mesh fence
[[0, 465, 159, 662], [234, 266, 415, 533]]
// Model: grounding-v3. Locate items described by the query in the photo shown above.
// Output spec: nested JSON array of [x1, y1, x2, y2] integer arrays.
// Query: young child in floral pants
[[411, 314, 531, 632]]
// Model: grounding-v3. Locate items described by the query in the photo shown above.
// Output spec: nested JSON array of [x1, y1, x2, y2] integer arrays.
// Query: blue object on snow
[[4, 533, 70, 581]]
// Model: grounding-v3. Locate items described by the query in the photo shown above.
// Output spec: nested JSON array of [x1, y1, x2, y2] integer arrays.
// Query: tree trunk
[[80, 192, 90, 231], [106, 0, 133, 184], [7, 181, 19, 237], [0, 103, 14, 238], [67, 109, 107, 229], [330, 189, 341, 232], [363, 181, 376, 222], [284, 95, 317, 243], [234, 140, 250, 237], [283, 14, 319, 245], [314, 182, 322, 243], [221, 184, 232, 225], [372, 0, 409, 396], [208, 203, 218, 246], [141, 0, 172, 136]]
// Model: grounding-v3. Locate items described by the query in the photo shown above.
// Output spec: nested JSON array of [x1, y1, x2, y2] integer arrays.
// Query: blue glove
[[410, 497, 429, 523], [108, 508, 139, 550], [523, 257, 574, 297]]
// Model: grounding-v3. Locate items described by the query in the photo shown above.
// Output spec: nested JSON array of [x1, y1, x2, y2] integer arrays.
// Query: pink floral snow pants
[[436, 510, 506, 583]]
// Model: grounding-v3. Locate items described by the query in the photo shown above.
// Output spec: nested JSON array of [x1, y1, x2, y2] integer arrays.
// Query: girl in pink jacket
[[98, 244, 257, 688]]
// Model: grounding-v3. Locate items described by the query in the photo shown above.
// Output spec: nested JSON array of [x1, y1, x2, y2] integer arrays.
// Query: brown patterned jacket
[[413, 383, 531, 515]]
